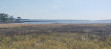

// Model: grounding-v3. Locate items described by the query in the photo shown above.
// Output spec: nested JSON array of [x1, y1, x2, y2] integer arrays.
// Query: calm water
[[14, 19, 111, 24]]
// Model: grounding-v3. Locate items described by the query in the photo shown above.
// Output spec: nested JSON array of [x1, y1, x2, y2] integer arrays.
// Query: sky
[[0, 0, 111, 20]]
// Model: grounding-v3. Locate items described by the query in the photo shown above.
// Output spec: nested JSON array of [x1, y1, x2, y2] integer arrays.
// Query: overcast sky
[[0, 0, 111, 20]]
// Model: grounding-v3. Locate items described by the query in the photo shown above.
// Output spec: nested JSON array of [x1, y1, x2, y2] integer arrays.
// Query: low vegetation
[[0, 24, 111, 49]]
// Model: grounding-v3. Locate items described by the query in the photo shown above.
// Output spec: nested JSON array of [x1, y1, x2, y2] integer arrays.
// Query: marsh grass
[[0, 24, 111, 49], [0, 32, 111, 49]]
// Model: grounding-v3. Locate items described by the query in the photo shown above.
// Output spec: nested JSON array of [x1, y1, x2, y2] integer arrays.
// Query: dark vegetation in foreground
[[0, 24, 111, 49]]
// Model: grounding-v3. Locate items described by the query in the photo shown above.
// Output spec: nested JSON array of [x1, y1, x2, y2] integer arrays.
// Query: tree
[[0, 13, 22, 23], [0, 13, 9, 22], [16, 17, 21, 22], [9, 16, 15, 22]]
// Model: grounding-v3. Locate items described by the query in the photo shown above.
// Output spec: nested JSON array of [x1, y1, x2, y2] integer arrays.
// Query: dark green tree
[[0, 13, 9, 22], [9, 16, 15, 22], [16, 17, 21, 22]]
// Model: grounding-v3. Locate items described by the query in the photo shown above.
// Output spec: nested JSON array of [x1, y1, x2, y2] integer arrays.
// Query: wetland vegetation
[[0, 24, 111, 49]]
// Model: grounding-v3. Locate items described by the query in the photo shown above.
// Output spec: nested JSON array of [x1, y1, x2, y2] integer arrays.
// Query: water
[[14, 19, 111, 24]]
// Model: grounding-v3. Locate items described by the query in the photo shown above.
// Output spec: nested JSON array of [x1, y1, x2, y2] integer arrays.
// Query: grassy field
[[0, 24, 111, 49]]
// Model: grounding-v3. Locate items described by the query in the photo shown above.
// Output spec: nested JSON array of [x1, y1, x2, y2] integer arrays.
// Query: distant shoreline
[[1, 20, 111, 24]]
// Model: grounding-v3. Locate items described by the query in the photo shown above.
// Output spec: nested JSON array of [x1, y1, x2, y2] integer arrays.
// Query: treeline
[[0, 13, 21, 23]]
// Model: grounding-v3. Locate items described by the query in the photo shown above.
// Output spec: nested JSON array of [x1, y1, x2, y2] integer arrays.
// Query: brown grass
[[0, 24, 111, 49], [0, 24, 69, 28]]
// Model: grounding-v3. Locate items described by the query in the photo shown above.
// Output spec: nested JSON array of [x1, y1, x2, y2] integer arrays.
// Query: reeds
[[0, 24, 111, 49]]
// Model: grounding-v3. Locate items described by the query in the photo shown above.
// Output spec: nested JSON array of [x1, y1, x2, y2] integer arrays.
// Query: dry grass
[[0, 24, 111, 49], [0, 24, 34, 28], [0, 24, 67, 28]]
